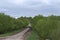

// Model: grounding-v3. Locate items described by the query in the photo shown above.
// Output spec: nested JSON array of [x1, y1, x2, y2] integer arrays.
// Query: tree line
[[0, 13, 29, 34], [31, 15, 60, 40], [0, 13, 60, 40]]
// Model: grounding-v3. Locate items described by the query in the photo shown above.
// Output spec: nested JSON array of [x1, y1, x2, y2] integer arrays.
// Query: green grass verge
[[0, 30, 21, 37], [27, 31, 39, 40]]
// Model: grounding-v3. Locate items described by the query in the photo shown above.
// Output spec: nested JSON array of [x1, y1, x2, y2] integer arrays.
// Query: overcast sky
[[0, 0, 60, 18]]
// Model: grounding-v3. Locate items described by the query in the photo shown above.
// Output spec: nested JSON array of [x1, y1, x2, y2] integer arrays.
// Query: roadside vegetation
[[27, 31, 39, 40], [0, 13, 60, 40], [0, 13, 29, 36], [31, 15, 60, 40]]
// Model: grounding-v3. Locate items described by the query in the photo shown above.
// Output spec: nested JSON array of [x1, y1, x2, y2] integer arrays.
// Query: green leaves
[[0, 13, 60, 40], [0, 13, 29, 34], [31, 15, 60, 40]]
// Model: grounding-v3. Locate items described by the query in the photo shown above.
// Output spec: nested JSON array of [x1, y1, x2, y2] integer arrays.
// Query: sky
[[0, 0, 60, 18]]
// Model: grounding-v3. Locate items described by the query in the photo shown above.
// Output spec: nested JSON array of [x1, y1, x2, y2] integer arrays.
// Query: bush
[[0, 13, 29, 34], [32, 15, 60, 40]]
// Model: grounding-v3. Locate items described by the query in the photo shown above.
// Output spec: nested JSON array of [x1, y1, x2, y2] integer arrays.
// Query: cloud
[[7, 0, 26, 5], [0, 0, 60, 18]]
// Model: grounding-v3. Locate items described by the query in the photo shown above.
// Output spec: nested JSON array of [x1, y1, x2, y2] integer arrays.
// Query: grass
[[0, 30, 21, 37], [27, 31, 39, 40]]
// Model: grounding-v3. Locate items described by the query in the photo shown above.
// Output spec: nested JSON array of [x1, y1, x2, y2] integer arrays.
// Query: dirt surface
[[0, 28, 31, 40]]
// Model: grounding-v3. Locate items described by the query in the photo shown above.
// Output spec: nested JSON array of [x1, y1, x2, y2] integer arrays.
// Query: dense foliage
[[0, 13, 60, 40], [32, 15, 60, 40], [0, 13, 29, 34]]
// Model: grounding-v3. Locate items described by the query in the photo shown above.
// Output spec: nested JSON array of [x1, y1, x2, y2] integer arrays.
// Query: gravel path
[[0, 28, 31, 40]]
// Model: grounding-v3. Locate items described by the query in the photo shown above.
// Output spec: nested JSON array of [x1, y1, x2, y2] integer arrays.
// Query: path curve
[[0, 28, 31, 40]]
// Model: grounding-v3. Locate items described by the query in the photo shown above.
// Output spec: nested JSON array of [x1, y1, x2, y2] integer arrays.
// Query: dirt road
[[0, 28, 31, 40]]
